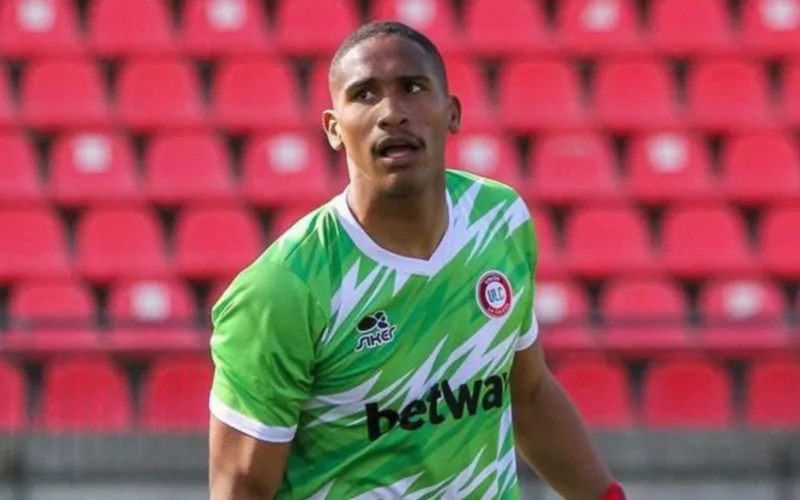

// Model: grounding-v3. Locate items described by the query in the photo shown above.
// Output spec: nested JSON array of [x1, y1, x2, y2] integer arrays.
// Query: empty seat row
[[4, 58, 800, 132], [2, 0, 800, 59], [3, 130, 800, 208], [1, 205, 798, 282]]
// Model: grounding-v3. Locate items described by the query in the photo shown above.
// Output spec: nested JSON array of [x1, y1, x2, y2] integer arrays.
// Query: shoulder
[[446, 169, 532, 227]]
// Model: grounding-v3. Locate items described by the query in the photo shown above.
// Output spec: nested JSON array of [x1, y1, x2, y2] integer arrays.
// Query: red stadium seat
[[176, 207, 262, 279], [782, 62, 800, 127], [746, 359, 800, 427], [242, 132, 334, 207], [5, 280, 99, 353], [535, 279, 595, 353], [555, 359, 633, 428], [181, 0, 271, 58], [20, 60, 109, 130], [643, 359, 733, 428], [206, 279, 234, 311], [267, 205, 315, 241], [75, 208, 169, 282], [88, 0, 175, 57], [527, 133, 618, 204], [370, 0, 461, 56], [687, 61, 772, 132], [498, 61, 585, 132], [760, 206, 800, 278], [463, 0, 548, 57], [557, 0, 643, 55], [626, 131, 718, 204], [565, 207, 654, 277], [116, 59, 205, 131], [0, 0, 82, 58], [141, 357, 213, 431], [0, 360, 26, 430], [213, 59, 303, 132], [529, 207, 562, 278], [50, 131, 140, 206], [275, 0, 357, 56], [444, 59, 494, 132], [600, 278, 690, 354], [721, 133, 800, 205], [0, 67, 14, 127], [39, 357, 132, 431], [445, 132, 523, 189], [107, 279, 201, 354], [651, 0, 735, 56], [0, 132, 43, 206], [741, 0, 800, 56], [698, 278, 789, 355], [593, 59, 680, 131], [308, 62, 335, 125], [661, 205, 753, 278], [0, 208, 69, 281], [145, 132, 236, 206]]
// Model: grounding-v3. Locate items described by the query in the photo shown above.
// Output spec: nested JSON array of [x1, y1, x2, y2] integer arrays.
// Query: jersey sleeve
[[516, 206, 539, 352], [209, 260, 326, 443]]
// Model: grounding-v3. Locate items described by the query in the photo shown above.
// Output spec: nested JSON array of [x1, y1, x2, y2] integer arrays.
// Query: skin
[[209, 34, 615, 500]]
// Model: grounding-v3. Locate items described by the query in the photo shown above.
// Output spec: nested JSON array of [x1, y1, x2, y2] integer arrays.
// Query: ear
[[322, 109, 343, 151], [448, 95, 462, 134]]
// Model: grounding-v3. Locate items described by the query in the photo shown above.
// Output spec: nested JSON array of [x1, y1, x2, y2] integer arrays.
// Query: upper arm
[[208, 261, 326, 499]]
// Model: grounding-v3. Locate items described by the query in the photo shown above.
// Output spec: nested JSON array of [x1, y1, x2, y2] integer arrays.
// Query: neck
[[345, 175, 448, 261]]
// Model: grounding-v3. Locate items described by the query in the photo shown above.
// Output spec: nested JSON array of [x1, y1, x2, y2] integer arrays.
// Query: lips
[[373, 134, 424, 158]]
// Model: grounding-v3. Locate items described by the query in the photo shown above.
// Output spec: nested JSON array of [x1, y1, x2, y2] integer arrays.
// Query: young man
[[208, 21, 626, 500]]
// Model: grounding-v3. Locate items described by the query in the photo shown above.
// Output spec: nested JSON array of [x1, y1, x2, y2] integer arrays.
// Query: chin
[[382, 169, 430, 198]]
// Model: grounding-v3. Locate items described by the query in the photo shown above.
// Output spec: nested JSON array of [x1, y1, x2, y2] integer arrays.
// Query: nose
[[376, 96, 409, 129]]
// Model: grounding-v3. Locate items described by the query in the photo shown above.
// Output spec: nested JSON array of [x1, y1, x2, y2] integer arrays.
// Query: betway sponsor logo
[[365, 373, 509, 441]]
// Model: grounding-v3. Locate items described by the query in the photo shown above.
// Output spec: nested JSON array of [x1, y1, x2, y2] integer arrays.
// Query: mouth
[[373, 135, 425, 163]]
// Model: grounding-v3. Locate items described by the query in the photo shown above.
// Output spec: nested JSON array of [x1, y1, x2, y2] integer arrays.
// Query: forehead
[[331, 35, 439, 92]]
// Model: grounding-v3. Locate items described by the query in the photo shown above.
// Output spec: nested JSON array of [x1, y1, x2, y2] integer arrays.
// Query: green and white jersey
[[210, 170, 539, 500]]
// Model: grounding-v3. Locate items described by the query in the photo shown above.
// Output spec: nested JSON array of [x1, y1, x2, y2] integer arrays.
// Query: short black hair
[[329, 21, 448, 90]]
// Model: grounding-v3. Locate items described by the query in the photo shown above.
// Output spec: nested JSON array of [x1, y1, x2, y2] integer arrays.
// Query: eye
[[406, 82, 422, 94], [354, 89, 375, 102]]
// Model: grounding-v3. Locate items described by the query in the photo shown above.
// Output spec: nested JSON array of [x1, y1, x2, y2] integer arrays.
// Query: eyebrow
[[342, 74, 434, 95]]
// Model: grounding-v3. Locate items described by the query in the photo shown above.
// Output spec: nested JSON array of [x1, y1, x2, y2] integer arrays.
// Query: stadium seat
[[107, 279, 202, 354], [593, 59, 680, 131], [206, 279, 234, 312], [555, 359, 633, 428], [5, 280, 99, 353], [181, 0, 272, 58], [721, 133, 800, 205], [687, 61, 772, 132], [444, 59, 495, 132], [274, 0, 358, 56], [535, 279, 595, 354], [651, 0, 735, 56], [175, 207, 262, 279], [661, 205, 753, 278], [760, 206, 800, 278], [626, 131, 718, 204], [698, 278, 789, 355], [746, 359, 800, 427], [0, 67, 14, 127], [782, 62, 800, 127], [445, 132, 523, 189], [308, 62, 335, 125], [145, 132, 237, 206], [600, 278, 691, 354], [50, 131, 140, 206], [242, 132, 334, 207], [75, 208, 169, 282], [116, 59, 205, 131], [527, 133, 619, 204], [140, 357, 213, 431], [741, 0, 800, 56], [0, 360, 26, 430], [87, 0, 175, 57], [212, 59, 304, 132], [529, 207, 562, 278], [0, 208, 69, 281], [20, 60, 109, 130], [267, 205, 315, 241], [498, 61, 586, 132], [370, 0, 461, 56], [0, 132, 44, 206], [565, 207, 654, 277], [643, 359, 733, 428], [556, 0, 643, 55], [39, 357, 132, 431], [463, 0, 548, 56], [0, 0, 82, 58]]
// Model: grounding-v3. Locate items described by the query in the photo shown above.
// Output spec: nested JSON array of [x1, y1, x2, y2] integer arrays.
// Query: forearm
[[513, 373, 614, 500]]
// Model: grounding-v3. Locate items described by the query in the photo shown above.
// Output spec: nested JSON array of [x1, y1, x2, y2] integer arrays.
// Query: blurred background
[[0, 0, 798, 498]]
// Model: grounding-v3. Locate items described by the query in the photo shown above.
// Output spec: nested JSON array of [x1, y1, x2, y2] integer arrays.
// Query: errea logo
[[355, 311, 397, 352]]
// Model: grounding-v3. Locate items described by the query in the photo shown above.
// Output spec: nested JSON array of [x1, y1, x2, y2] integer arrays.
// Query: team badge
[[476, 270, 513, 318]]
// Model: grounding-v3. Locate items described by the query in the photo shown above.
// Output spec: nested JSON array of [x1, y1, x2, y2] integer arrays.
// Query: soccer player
[[208, 21, 626, 500]]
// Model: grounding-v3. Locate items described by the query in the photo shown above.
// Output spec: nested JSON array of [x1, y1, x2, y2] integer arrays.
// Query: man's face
[[323, 35, 461, 197]]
